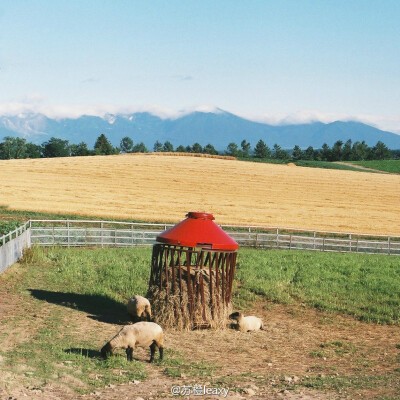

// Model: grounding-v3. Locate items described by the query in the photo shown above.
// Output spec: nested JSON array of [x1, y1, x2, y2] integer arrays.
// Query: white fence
[[0, 222, 31, 274], [0, 219, 399, 275], [28, 219, 400, 255]]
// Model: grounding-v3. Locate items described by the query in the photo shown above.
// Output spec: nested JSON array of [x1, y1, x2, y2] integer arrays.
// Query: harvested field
[[0, 154, 399, 235]]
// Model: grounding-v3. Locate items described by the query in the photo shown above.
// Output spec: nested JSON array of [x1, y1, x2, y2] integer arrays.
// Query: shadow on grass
[[29, 289, 128, 325], [64, 348, 102, 359]]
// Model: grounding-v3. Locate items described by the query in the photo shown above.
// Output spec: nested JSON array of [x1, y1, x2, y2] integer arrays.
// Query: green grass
[[237, 157, 289, 164], [1, 246, 400, 394], [0, 220, 24, 237], [234, 249, 400, 325], [238, 158, 378, 172], [344, 160, 400, 174], [0, 246, 152, 394], [294, 160, 374, 171], [299, 373, 398, 392], [0, 205, 171, 225]]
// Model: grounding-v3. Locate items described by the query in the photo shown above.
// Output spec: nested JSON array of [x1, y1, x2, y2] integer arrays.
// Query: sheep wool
[[101, 321, 164, 362], [127, 295, 152, 322], [230, 312, 264, 332]]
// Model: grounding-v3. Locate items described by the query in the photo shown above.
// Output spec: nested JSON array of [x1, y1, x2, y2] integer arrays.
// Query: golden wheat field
[[0, 154, 399, 235]]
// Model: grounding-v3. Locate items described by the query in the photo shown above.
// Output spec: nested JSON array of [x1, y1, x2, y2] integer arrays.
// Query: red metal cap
[[156, 212, 239, 250]]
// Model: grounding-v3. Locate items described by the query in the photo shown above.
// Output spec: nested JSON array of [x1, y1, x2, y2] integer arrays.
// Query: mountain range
[[1, 109, 400, 150]]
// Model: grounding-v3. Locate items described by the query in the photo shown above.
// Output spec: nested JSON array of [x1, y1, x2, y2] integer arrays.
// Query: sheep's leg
[[149, 342, 158, 363], [126, 346, 134, 361], [159, 346, 164, 361], [101, 342, 113, 359]]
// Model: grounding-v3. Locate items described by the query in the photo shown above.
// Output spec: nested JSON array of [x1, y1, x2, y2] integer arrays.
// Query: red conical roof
[[156, 212, 239, 250]]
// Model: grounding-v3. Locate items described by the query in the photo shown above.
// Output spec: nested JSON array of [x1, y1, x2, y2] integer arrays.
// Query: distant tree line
[[0, 133, 397, 161], [153, 138, 396, 161], [0, 134, 148, 159]]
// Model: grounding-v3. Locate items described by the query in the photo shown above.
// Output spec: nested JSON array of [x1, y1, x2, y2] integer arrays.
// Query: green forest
[[0, 133, 398, 162]]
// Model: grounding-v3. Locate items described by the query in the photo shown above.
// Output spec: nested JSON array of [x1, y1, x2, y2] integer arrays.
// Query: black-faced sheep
[[229, 311, 264, 332], [127, 295, 152, 322], [101, 321, 164, 362]]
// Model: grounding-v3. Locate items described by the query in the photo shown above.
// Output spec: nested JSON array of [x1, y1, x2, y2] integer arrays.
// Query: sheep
[[229, 311, 264, 332], [127, 295, 152, 322], [101, 321, 164, 362]]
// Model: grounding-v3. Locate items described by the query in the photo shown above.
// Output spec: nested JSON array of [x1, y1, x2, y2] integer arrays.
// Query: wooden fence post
[[276, 228, 279, 248], [388, 237, 391, 255]]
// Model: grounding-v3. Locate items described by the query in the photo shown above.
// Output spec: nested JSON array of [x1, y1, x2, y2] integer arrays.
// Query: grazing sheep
[[127, 295, 152, 322], [229, 311, 263, 332], [101, 321, 164, 362]]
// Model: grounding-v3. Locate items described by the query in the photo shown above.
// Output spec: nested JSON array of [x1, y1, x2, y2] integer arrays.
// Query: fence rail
[[0, 221, 31, 274], [28, 219, 400, 255], [1, 219, 399, 275]]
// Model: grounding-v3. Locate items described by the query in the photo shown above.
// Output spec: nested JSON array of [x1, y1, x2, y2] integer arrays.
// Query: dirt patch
[[1, 286, 399, 400]]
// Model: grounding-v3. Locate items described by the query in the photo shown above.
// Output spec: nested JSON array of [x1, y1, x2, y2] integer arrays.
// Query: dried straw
[[147, 270, 232, 331]]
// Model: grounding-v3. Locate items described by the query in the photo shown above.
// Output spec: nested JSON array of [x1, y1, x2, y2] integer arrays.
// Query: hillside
[[1, 110, 400, 150], [0, 154, 399, 235]]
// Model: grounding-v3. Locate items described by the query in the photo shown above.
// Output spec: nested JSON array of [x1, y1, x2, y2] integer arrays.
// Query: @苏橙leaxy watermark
[[171, 385, 229, 397]]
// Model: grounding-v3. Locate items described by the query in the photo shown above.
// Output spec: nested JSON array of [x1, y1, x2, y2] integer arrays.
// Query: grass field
[[0, 154, 400, 235], [235, 249, 400, 325], [1, 246, 399, 398], [239, 157, 376, 172], [343, 160, 400, 174]]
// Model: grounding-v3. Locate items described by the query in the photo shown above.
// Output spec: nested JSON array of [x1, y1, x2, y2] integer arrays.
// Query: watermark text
[[171, 385, 229, 398]]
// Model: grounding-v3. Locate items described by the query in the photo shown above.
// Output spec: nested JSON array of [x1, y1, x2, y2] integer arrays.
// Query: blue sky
[[0, 1, 400, 132]]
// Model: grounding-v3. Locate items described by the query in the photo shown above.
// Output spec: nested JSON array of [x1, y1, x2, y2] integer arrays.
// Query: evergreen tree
[[94, 134, 116, 155], [304, 146, 315, 160], [203, 143, 218, 155], [175, 145, 187, 153], [254, 139, 271, 158], [70, 142, 90, 156], [162, 141, 174, 152], [352, 141, 369, 160], [240, 140, 251, 157], [372, 141, 391, 160], [132, 142, 148, 153], [342, 139, 353, 161], [273, 144, 290, 160], [42, 137, 70, 158], [225, 142, 239, 157], [332, 140, 344, 161], [120, 137, 134, 153], [320, 143, 332, 161], [153, 140, 163, 152], [25, 143, 42, 158], [192, 143, 203, 153], [292, 145, 303, 161]]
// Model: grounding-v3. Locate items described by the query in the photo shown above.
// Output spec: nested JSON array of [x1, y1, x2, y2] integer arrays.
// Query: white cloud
[[241, 110, 400, 134], [0, 101, 399, 134]]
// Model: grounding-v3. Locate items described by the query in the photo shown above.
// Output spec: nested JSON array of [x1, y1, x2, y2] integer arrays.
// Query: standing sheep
[[127, 295, 152, 322], [101, 321, 164, 362], [229, 311, 264, 332]]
